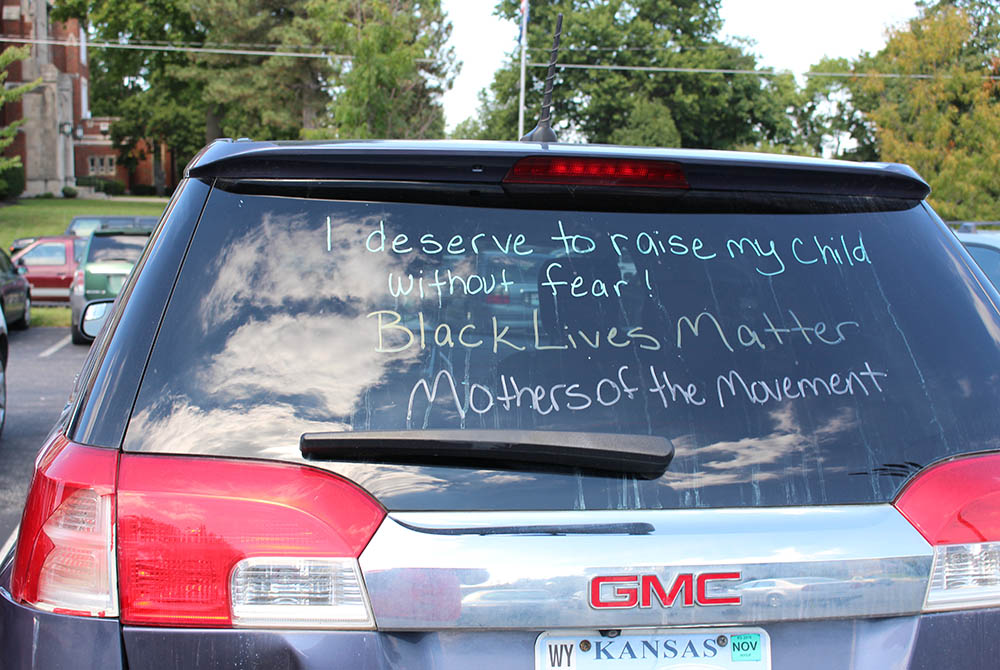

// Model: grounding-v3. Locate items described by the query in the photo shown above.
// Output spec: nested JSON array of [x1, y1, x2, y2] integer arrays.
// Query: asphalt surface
[[0, 327, 91, 543]]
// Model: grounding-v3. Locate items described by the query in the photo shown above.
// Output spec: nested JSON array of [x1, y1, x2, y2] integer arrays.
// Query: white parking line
[[39, 335, 71, 358]]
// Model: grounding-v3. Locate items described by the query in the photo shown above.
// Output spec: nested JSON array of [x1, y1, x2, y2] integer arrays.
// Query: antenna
[[520, 13, 563, 143]]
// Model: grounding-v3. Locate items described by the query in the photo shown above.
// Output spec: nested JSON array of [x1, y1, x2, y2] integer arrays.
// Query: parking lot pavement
[[0, 327, 91, 541]]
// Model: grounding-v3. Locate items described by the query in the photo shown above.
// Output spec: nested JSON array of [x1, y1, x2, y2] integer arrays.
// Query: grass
[[0, 197, 167, 253], [32, 306, 71, 327]]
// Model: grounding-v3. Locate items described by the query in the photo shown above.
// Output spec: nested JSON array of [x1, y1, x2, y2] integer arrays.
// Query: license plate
[[108, 275, 125, 293], [535, 628, 770, 670]]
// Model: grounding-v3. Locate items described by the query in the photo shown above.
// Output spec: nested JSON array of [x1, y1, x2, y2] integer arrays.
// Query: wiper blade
[[299, 429, 673, 479]]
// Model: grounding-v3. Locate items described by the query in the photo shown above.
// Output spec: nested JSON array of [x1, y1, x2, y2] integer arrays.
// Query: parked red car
[[11, 235, 87, 304]]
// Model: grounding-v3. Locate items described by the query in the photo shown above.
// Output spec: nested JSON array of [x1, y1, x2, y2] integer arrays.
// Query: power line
[[527, 61, 998, 80], [4, 36, 998, 80], [3, 36, 337, 59]]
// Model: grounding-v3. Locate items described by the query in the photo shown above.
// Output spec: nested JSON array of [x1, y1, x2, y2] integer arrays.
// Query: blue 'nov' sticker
[[730, 633, 762, 662]]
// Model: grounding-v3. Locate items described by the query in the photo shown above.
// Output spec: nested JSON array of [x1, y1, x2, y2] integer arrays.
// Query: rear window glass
[[67, 218, 102, 236], [124, 188, 1000, 510], [86, 234, 148, 263]]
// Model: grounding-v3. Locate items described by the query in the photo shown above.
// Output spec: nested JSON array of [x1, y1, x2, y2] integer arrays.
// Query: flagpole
[[518, 0, 528, 138]]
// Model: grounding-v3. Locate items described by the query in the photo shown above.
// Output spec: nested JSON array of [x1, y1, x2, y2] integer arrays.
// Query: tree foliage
[[0, 46, 43, 172], [303, 0, 457, 140], [803, 5, 999, 219], [454, 0, 799, 150], [52, 0, 455, 176], [863, 6, 1000, 219]]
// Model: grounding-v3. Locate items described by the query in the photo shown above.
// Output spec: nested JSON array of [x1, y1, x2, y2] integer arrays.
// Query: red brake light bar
[[503, 156, 689, 189]]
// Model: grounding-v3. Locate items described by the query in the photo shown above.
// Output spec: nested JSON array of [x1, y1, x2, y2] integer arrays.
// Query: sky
[[440, 0, 921, 132]]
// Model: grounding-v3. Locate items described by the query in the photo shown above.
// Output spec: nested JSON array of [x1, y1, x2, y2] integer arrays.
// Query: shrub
[[0, 164, 25, 200], [62, 185, 78, 198], [37, 192, 54, 199], [75, 175, 102, 188], [130, 184, 157, 196], [102, 179, 126, 196]]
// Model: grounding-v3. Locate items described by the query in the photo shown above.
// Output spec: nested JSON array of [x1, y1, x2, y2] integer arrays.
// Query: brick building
[[1, 0, 173, 196]]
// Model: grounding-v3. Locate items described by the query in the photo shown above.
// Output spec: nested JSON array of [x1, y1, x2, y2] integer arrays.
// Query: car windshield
[[124, 188, 1000, 511], [86, 234, 148, 263]]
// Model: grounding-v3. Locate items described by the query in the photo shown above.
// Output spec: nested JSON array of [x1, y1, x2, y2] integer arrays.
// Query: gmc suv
[[2, 139, 1000, 669]]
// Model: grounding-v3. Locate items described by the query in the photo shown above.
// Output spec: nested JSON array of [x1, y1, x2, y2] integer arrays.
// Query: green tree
[[303, 0, 457, 139], [858, 6, 1000, 219], [179, 0, 334, 141], [794, 57, 880, 160], [53, 0, 207, 186], [0, 46, 43, 171], [456, 0, 799, 149]]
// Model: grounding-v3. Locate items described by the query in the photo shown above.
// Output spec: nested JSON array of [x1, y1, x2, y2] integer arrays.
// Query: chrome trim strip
[[359, 506, 932, 630], [30, 288, 69, 298]]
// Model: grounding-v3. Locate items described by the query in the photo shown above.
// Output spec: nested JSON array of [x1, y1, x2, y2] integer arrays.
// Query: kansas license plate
[[535, 628, 770, 670]]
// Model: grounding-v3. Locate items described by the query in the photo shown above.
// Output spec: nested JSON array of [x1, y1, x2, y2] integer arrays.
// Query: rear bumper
[[3, 557, 999, 670], [0, 570, 123, 670]]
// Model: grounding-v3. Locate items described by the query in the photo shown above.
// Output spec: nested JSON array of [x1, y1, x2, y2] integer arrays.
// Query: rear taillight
[[117, 454, 385, 628], [11, 435, 119, 616], [894, 453, 1000, 611], [12, 436, 386, 628], [71, 270, 84, 294], [504, 156, 689, 189]]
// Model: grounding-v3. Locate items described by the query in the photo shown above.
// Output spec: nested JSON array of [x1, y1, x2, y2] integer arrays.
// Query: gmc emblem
[[589, 572, 742, 609]]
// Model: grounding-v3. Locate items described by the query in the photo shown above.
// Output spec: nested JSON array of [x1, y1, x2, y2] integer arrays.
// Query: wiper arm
[[299, 429, 673, 479]]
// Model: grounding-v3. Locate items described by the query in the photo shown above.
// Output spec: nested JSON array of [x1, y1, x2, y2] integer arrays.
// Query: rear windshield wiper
[[299, 429, 673, 479]]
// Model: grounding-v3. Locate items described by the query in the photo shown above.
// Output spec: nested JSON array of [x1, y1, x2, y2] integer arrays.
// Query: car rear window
[[86, 234, 148, 263], [123, 186, 1000, 510]]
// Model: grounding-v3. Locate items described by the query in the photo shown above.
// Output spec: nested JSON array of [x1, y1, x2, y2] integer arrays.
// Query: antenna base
[[520, 124, 558, 143]]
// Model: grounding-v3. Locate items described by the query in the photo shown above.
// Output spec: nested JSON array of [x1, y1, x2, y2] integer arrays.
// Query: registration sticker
[[535, 628, 770, 670]]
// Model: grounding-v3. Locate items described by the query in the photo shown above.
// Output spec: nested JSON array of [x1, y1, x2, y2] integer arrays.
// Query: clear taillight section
[[117, 453, 385, 628], [230, 557, 372, 628], [925, 542, 1000, 610], [894, 452, 1000, 611], [11, 435, 119, 617]]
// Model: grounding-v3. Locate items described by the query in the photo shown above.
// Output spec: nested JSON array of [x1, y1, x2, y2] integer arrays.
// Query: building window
[[88, 155, 116, 176]]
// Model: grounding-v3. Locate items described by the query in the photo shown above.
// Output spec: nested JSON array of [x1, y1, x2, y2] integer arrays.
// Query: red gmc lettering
[[590, 575, 638, 609], [590, 572, 742, 609], [696, 572, 742, 605], [641, 573, 692, 607]]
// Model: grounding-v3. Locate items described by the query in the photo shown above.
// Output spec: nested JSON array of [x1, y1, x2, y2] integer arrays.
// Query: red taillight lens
[[11, 435, 119, 616], [894, 453, 1000, 610], [504, 156, 689, 189], [117, 454, 386, 628]]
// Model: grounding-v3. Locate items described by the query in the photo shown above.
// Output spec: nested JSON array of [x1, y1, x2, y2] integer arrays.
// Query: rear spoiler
[[187, 140, 930, 201]]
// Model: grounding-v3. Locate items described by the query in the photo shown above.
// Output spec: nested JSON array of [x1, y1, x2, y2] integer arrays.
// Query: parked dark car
[[9, 215, 159, 255], [11, 235, 87, 304], [0, 248, 30, 330], [0, 305, 9, 439], [955, 229, 1000, 288], [5, 139, 1000, 670], [69, 230, 150, 343]]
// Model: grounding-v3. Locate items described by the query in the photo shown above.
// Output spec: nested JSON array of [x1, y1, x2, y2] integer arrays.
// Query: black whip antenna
[[520, 12, 562, 143]]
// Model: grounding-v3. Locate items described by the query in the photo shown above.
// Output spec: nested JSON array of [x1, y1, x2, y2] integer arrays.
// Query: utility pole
[[518, 0, 528, 138]]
